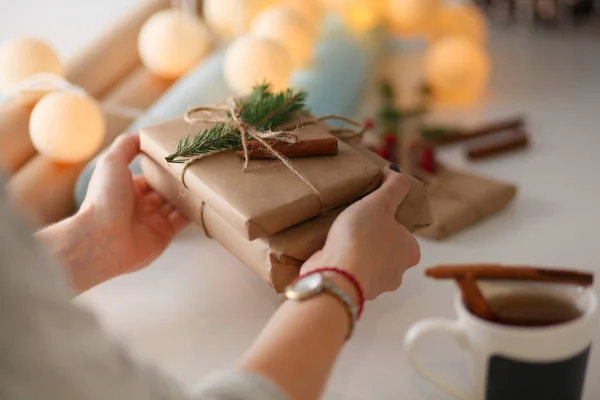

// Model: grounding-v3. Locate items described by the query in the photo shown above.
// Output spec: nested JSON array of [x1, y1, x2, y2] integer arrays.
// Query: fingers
[[168, 210, 189, 235], [384, 234, 421, 295], [379, 166, 410, 212], [385, 275, 403, 295], [362, 165, 410, 215], [140, 188, 189, 234], [104, 133, 140, 165], [144, 191, 166, 208], [398, 226, 422, 267], [133, 175, 151, 196], [159, 203, 174, 218]]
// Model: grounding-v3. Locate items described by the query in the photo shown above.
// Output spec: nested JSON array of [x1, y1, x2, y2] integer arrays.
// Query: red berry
[[374, 146, 390, 160], [363, 118, 375, 130], [420, 146, 437, 173], [383, 133, 397, 146]]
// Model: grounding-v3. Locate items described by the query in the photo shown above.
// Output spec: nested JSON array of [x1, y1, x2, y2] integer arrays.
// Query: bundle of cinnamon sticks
[[235, 137, 338, 159], [426, 116, 530, 160]]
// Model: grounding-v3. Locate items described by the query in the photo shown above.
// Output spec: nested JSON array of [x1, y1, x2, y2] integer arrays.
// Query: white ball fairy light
[[328, 0, 386, 33], [0, 37, 63, 94], [0, 37, 64, 104], [386, 0, 441, 37], [224, 35, 293, 95], [204, 0, 278, 39], [251, 6, 316, 68], [281, 0, 324, 31], [138, 9, 212, 79], [427, 3, 488, 45], [30, 91, 105, 163], [425, 36, 491, 105]]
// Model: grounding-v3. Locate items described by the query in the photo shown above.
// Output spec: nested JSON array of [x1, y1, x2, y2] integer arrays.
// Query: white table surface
[[2, 2, 600, 399]]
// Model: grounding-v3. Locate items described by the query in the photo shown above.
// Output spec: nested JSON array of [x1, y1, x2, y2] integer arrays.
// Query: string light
[[427, 2, 488, 45], [224, 35, 293, 95], [425, 36, 491, 105], [251, 6, 316, 68], [0, 37, 63, 103], [386, 0, 441, 37], [138, 3, 212, 79]]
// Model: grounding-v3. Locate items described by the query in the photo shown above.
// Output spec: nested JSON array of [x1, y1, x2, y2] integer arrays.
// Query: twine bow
[[181, 100, 368, 212]]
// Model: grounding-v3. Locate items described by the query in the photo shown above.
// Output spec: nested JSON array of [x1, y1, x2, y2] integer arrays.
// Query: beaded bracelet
[[297, 267, 365, 320]]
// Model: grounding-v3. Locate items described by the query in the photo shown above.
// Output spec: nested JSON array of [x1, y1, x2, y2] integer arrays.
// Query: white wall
[[0, 0, 146, 60]]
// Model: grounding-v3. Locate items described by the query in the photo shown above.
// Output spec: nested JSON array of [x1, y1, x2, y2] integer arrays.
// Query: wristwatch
[[285, 272, 357, 339]]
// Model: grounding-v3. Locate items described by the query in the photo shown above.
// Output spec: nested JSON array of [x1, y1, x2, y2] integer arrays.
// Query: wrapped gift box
[[417, 167, 517, 240], [140, 112, 384, 241]]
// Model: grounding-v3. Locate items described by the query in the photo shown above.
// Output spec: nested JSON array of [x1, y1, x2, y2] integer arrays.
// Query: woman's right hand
[[301, 165, 421, 300]]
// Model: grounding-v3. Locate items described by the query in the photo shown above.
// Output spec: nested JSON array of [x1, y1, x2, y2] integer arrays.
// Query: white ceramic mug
[[404, 282, 597, 400]]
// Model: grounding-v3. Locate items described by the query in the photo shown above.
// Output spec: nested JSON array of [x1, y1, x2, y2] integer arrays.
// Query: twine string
[[171, 0, 197, 15], [182, 102, 327, 209], [278, 114, 368, 141], [9, 72, 145, 119], [198, 201, 212, 238]]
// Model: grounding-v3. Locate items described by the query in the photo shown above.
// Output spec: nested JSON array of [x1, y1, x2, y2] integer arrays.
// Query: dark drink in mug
[[404, 281, 596, 400]]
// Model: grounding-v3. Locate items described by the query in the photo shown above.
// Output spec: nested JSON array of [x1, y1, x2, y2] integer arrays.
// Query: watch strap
[[322, 279, 357, 340]]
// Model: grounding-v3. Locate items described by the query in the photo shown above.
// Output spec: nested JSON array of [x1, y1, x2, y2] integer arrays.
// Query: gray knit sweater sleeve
[[0, 177, 288, 400]]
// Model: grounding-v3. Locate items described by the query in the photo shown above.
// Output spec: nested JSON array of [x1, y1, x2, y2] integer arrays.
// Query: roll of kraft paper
[[0, 0, 171, 175], [0, 102, 37, 174], [74, 27, 385, 208], [293, 27, 385, 121], [8, 67, 172, 227]]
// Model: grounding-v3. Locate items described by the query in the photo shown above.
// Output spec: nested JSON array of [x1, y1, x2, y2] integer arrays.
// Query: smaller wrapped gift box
[[141, 146, 431, 292], [417, 166, 517, 240]]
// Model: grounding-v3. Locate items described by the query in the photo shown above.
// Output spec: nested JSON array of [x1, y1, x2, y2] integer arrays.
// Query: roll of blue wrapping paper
[[74, 27, 386, 207]]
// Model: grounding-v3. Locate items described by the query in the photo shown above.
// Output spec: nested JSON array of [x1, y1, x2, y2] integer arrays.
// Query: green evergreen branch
[[238, 82, 307, 130], [165, 83, 308, 164], [165, 122, 240, 163]]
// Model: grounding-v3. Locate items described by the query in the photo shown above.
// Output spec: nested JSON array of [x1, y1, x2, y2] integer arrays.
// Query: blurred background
[[0, 0, 598, 241]]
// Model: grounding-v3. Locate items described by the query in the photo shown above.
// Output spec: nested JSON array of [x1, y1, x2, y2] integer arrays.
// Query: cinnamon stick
[[429, 116, 525, 146], [235, 137, 338, 159], [426, 264, 594, 286], [466, 129, 529, 160], [456, 276, 499, 321]]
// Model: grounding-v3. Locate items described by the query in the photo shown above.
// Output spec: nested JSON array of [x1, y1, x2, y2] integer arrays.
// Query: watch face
[[293, 273, 323, 294]]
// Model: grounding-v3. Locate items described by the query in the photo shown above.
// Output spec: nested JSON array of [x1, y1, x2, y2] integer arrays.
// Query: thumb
[[103, 133, 140, 166], [366, 165, 410, 215]]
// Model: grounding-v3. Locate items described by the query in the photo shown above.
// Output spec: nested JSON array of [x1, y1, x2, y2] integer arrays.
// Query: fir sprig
[[238, 83, 308, 130], [165, 83, 308, 164], [165, 122, 241, 164]]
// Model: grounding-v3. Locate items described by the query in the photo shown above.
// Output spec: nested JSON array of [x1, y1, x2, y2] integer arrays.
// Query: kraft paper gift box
[[417, 166, 517, 240], [141, 151, 431, 292], [140, 112, 385, 241]]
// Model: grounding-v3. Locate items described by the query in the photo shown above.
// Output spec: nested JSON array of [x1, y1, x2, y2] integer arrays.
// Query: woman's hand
[[239, 165, 421, 400], [301, 165, 421, 300], [80, 133, 188, 274], [37, 133, 188, 294]]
